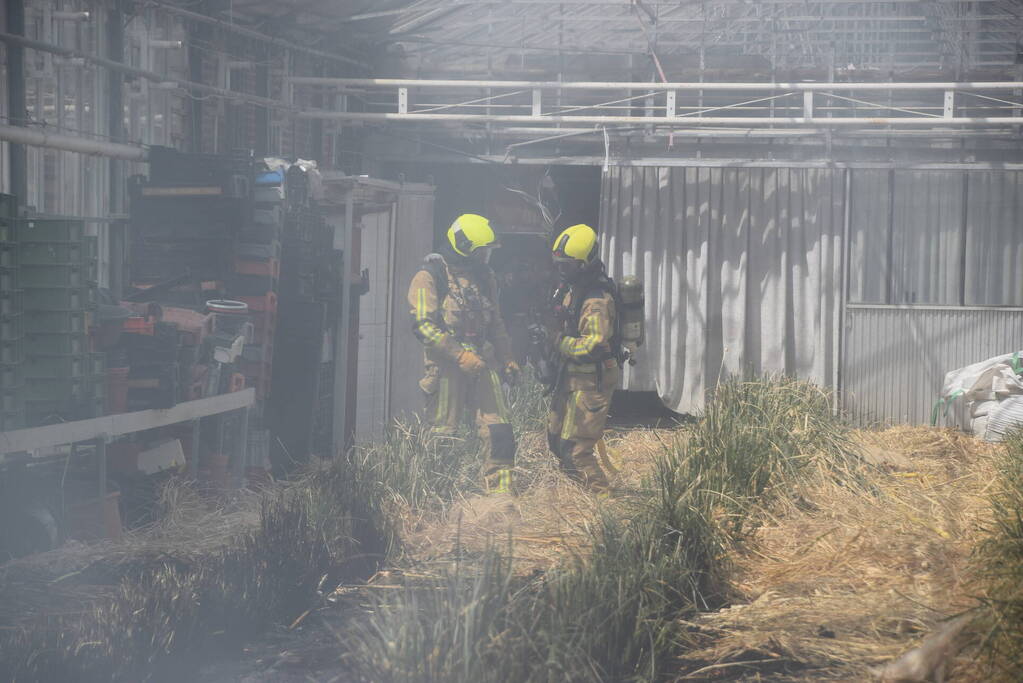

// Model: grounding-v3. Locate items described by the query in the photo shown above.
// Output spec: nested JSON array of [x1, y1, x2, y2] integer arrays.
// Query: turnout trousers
[[420, 351, 514, 478], [547, 360, 619, 492]]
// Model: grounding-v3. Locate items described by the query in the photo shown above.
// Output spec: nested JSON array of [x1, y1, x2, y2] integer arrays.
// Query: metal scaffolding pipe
[[296, 111, 1023, 126], [287, 76, 1023, 91], [0, 31, 286, 110], [0, 124, 148, 160], [147, 1, 369, 69]]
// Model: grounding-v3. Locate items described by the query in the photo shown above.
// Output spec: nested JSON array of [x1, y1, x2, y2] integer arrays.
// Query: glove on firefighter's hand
[[457, 349, 487, 376], [503, 361, 521, 386]]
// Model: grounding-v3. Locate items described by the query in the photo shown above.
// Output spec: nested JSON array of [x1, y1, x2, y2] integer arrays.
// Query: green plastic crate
[[0, 266, 16, 291], [84, 374, 106, 400], [23, 286, 96, 311], [0, 314, 23, 340], [25, 332, 87, 355], [83, 235, 98, 260], [24, 354, 88, 379], [24, 310, 86, 334], [18, 242, 85, 265], [24, 376, 88, 401], [0, 337, 23, 364], [0, 409, 25, 431], [1, 388, 22, 412], [0, 362, 23, 390], [88, 352, 105, 375], [19, 264, 91, 288], [0, 194, 17, 219], [0, 289, 21, 318], [0, 243, 17, 268], [16, 219, 84, 242]]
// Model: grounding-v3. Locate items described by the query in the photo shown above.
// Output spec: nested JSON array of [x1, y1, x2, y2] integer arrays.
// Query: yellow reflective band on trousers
[[561, 391, 580, 440], [490, 370, 509, 420], [435, 377, 450, 423], [489, 468, 512, 494]]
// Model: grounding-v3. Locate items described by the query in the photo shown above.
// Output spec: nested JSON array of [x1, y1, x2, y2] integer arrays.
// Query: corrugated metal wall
[[599, 166, 843, 415], [843, 305, 1023, 425], [600, 166, 1023, 422]]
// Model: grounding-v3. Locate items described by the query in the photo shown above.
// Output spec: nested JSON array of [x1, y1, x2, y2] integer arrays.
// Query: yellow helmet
[[447, 214, 496, 257], [552, 224, 597, 263]]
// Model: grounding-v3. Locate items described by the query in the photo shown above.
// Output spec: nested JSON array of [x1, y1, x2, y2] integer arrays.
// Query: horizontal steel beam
[[299, 111, 1023, 126], [0, 32, 286, 111], [0, 124, 148, 160], [369, 153, 1023, 170], [0, 389, 255, 456], [148, 1, 369, 69], [288, 76, 1023, 91]]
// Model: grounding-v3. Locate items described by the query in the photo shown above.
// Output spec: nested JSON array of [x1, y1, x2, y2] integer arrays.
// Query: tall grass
[[359, 377, 550, 512], [345, 375, 858, 682], [0, 453, 395, 682], [977, 429, 1023, 679], [346, 435, 730, 682], [687, 376, 859, 533]]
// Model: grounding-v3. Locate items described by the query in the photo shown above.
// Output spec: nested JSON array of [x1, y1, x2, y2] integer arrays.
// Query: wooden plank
[[0, 389, 255, 456]]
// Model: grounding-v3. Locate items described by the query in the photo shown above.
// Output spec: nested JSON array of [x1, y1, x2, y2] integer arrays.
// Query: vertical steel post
[[255, 47, 270, 156], [5, 0, 27, 201], [189, 418, 201, 478], [97, 436, 108, 498], [333, 191, 355, 456]]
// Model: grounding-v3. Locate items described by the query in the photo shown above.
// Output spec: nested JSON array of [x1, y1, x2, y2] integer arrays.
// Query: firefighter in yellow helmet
[[407, 214, 521, 494], [545, 224, 619, 493]]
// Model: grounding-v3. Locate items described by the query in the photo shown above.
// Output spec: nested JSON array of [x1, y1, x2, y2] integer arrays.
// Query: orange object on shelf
[[228, 372, 246, 393], [234, 258, 280, 279], [123, 316, 155, 335], [237, 291, 277, 313], [105, 367, 130, 414]]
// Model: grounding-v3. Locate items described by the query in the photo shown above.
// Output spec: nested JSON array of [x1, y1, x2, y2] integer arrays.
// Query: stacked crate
[[0, 195, 24, 431], [13, 219, 103, 426], [231, 170, 284, 401]]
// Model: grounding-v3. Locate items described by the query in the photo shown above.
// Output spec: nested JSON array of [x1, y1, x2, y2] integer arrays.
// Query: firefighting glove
[[457, 349, 487, 376], [503, 361, 522, 386]]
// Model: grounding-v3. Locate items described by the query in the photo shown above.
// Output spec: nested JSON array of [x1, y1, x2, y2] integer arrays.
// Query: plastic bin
[[16, 219, 85, 242], [24, 310, 86, 334], [18, 242, 86, 265], [25, 332, 87, 355]]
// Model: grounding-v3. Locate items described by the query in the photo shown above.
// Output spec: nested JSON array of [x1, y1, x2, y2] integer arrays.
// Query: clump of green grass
[[976, 429, 1023, 679], [360, 377, 549, 513], [346, 431, 729, 682], [687, 375, 860, 533], [0, 453, 395, 682]]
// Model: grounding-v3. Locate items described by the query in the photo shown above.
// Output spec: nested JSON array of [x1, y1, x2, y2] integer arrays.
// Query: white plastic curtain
[[598, 166, 844, 415]]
